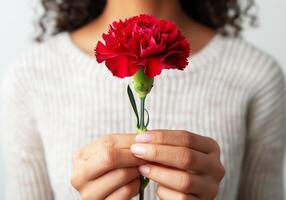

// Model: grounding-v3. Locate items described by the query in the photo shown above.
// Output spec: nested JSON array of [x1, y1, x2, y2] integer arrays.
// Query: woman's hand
[[71, 134, 146, 200], [130, 130, 225, 200]]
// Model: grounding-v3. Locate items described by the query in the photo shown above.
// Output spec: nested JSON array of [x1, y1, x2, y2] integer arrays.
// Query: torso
[[19, 32, 271, 199]]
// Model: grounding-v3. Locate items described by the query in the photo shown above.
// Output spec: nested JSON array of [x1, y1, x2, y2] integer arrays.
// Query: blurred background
[[0, 0, 285, 199]]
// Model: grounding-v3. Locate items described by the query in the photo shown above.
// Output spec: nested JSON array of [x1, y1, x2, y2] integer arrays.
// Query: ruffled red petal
[[105, 55, 139, 78], [144, 57, 163, 77]]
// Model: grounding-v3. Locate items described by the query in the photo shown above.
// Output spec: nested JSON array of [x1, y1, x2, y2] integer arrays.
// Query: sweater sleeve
[[237, 61, 286, 199], [0, 65, 54, 200]]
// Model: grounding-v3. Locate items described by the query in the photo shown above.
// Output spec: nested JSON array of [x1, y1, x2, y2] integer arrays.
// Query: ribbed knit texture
[[1, 32, 285, 200]]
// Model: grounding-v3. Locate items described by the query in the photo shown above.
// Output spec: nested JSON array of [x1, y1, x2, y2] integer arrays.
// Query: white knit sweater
[[1, 32, 285, 200]]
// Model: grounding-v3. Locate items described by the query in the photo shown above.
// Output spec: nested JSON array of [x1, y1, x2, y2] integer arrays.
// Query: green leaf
[[127, 85, 139, 128], [144, 108, 150, 128]]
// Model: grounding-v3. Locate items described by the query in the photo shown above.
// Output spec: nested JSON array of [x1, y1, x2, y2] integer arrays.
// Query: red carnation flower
[[95, 14, 191, 78]]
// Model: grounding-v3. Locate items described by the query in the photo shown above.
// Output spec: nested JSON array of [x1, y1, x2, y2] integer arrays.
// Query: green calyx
[[136, 127, 147, 134], [133, 67, 154, 98]]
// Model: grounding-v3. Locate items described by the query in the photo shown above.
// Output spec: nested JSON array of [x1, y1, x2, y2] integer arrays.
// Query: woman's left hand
[[130, 130, 225, 200]]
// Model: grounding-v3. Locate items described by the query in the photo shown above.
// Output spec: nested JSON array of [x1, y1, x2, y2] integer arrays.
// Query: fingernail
[[139, 165, 150, 175], [135, 134, 152, 143], [130, 144, 146, 156]]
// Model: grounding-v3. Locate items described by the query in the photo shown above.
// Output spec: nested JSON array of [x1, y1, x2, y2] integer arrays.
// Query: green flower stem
[[138, 97, 149, 200], [131, 67, 153, 200], [140, 97, 146, 131], [139, 176, 146, 200]]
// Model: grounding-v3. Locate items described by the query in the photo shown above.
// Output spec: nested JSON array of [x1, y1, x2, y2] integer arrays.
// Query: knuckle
[[209, 137, 220, 153], [121, 184, 134, 197], [76, 143, 96, 161], [70, 175, 78, 188], [117, 168, 131, 180], [70, 160, 85, 189], [181, 132, 193, 147], [218, 163, 226, 180], [208, 137, 217, 146], [178, 149, 193, 169], [154, 131, 165, 144], [178, 173, 192, 192], [101, 147, 116, 168], [149, 145, 160, 160], [81, 190, 95, 200], [70, 172, 82, 190], [177, 193, 189, 200], [216, 144, 222, 156], [76, 148, 87, 160], [101, 135, 115, 148], [156, 186, 164, 197], [80, 191, 89, 200], [210, 184, 219, 198]]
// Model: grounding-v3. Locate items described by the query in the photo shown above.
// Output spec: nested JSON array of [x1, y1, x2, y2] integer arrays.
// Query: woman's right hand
[[71, 134, 146, 200]]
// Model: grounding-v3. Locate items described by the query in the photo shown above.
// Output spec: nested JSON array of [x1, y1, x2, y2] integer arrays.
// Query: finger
[[157, 185, 199, 200], [99, 134, 136, 149], [138, 164, 208, 194], [72, 148, 146, 188], [79, 134, 136, 159], [136, 129, 219, 154], [105, 178, 140, 200], [80, 168, 139, 200], [130, 143, 211, 172]]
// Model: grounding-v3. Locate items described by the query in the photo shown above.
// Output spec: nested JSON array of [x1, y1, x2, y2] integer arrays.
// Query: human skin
[[70, 1, 225, 199], [71, 131, 224, 200]]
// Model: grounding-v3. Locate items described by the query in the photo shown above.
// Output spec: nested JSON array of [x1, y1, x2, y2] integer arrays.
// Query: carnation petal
[[141, 43, 165, 58], [163, 54, 189, 70], [144, 57, 163, 77], [96, 41, 138, 62], [105, 55, 139, 78], [95, 41, 116, 62]]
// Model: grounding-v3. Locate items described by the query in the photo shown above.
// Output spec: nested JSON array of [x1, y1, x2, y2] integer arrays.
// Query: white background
[[0, 0, 286, 199]]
